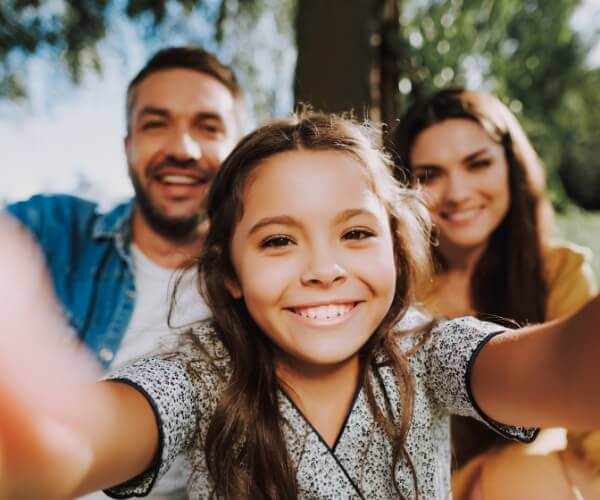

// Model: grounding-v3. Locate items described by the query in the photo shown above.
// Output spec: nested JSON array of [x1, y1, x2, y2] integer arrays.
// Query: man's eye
[[141, 121, 165, 130], [260, 236, 294, 248], [198, 122, 224, 135], [343, 229, 375, 240], [202, 124, 221, 133]]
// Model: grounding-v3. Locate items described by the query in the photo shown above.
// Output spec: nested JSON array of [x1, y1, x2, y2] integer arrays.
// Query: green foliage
[[556, 206, 600, 281], [396, 0, 600, 209], [0, 0, 295, 121], [0, 0, 112, 90]]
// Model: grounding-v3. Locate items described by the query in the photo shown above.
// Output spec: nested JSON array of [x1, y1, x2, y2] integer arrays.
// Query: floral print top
[[104, 311, 537, 499]]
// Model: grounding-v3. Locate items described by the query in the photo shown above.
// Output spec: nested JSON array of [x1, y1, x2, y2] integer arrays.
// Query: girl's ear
[[225, 276, 243, 299]]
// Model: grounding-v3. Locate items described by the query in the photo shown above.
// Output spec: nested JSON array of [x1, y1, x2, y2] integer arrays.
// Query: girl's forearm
[[471, 294, 600, 429], [555, 294, 600, 428]]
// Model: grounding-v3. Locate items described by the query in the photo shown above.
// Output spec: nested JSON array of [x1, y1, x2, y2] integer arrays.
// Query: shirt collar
[[92, 199, 134, 241]]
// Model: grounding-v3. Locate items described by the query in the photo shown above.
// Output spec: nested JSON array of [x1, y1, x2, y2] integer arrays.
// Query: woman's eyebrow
[[462, 147, 489, 164]]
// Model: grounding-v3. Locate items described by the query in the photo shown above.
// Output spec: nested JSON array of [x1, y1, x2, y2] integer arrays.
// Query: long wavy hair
[[192, 112, 435, 498], [390, 87, 553, 326]]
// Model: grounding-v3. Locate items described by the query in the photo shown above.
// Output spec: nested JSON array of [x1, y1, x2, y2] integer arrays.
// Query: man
[[6, 46, 246, 498]]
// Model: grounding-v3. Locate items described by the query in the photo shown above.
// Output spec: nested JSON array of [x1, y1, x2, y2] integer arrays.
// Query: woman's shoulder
[[544, 241, 593, 274], [543, 241, 597, 319]]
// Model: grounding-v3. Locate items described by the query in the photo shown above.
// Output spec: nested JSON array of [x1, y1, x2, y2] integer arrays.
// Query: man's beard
[[129, 167, 205, 241]]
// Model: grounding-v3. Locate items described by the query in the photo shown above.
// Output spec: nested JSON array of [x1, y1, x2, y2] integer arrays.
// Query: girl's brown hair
[[193, 112, 434, 498], [390, 87, 553, 326]]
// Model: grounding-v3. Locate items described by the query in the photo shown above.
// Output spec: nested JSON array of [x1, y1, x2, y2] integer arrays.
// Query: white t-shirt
[[110, 244, 211, 369], [82, 244, 210, 500]]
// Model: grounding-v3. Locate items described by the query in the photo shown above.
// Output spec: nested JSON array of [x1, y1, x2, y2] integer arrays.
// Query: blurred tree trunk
[[379, 0, 400, 133], [295, 0, 399, 125]]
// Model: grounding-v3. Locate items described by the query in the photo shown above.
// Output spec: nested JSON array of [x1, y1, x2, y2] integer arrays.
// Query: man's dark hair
[[125, 46, 244, 133]]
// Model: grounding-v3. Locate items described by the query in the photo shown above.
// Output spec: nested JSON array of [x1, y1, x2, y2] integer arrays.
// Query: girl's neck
[[277, 354, 361, 448]]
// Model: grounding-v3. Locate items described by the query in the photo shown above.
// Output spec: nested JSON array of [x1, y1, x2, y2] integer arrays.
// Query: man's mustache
[[147, 158, 214, 181]]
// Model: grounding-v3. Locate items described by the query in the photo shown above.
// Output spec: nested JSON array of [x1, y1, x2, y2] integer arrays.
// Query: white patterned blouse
[[103, 312, 537, 499]]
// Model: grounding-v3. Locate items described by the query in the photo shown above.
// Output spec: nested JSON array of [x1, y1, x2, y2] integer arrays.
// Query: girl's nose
[[300, 252, 347, 288]]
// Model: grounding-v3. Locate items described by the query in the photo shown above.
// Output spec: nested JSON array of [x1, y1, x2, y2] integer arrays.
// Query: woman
[[390, 88, 598, 498]]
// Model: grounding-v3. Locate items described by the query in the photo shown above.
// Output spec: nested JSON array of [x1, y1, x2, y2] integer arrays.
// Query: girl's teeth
[[295, 304, 353, 320]]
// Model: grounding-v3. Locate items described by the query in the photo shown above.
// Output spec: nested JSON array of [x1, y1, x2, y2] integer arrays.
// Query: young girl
[[0, 113, 599, 500]]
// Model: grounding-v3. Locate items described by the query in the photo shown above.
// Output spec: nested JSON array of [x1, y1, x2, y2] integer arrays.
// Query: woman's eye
[[343, 229, 375, 240], [260, 236, 294, 248], [414, 168, 439, 184], [469, 159, 492, 170]]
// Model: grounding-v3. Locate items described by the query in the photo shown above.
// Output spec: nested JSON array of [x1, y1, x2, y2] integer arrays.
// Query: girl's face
[[228, 150, 397, 370], [410, 118, 510, 256]]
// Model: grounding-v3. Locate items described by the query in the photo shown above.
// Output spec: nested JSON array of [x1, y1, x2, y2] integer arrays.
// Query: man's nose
[[169, 131, 202, 161]]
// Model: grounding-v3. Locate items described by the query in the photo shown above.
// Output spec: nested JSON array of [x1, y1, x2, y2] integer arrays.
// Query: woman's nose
[[443, 171, 471, 204]]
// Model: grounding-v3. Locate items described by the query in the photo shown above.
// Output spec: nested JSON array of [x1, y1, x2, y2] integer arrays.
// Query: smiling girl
[[1, 113, 600, 499]]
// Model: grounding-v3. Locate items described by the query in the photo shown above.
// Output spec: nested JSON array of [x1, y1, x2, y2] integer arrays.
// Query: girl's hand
[[0, 215, 100, 498]]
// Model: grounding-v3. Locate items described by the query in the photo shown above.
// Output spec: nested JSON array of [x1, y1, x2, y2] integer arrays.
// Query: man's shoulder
[[6, 194, 133, 240], [7, 194, 99, 223]]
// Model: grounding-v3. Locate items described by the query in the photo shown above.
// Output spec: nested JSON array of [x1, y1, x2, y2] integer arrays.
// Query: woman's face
[[410, 118, 510, 257], [227, 150, 397, 371]]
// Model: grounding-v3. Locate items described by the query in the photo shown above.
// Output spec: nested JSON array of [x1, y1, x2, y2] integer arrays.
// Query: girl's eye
[[259, 236, 294, 248], [343, 229, 375, 240]]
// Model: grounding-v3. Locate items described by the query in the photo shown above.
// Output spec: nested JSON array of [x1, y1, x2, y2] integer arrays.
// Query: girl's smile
[[286, 300, 362, 327], [227, 149, 397, 369]]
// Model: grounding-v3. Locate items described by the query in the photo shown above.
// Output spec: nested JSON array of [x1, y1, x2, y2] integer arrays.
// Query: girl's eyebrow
[[248, 215, 300, 235], [333, 208, 378, 224], [248, 208, 377, 236]]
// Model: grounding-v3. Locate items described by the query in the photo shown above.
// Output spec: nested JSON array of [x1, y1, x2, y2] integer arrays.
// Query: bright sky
[[1, 1, 598, 208], [1, 31, 148, 208]]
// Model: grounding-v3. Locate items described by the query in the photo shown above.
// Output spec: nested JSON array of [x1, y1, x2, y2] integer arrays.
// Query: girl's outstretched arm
[[0, 215, 159, 498], [471, 294, 600, 429]]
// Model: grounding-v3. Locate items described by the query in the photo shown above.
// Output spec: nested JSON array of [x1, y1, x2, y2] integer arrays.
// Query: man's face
[[125, 68, 240, 240]]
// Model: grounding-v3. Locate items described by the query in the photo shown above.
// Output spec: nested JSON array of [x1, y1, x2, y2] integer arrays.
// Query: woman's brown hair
[[390, 87, 553, 326], [192, 112, 434, 498]]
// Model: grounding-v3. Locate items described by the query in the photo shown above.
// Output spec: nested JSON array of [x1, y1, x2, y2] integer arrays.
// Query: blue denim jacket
[[6, 194, 136, 369]]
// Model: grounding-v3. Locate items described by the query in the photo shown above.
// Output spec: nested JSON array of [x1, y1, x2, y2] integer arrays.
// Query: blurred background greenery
[[1, 0, 599, 276]]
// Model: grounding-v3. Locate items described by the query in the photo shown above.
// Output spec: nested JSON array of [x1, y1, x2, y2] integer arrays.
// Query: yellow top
[[421, 241, 597, 320], [544, 241, 597, 319]]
